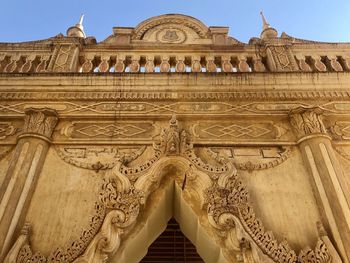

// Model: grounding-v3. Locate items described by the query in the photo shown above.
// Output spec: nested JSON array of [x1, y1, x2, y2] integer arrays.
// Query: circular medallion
[[156, 28, 186, 44]]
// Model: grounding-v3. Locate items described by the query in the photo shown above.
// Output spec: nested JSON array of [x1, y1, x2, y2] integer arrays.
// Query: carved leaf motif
[[17, 245, 46, 263], [23, 108, 58, 138], [289, 107, 326, 137], [204, 154, 332, 263]]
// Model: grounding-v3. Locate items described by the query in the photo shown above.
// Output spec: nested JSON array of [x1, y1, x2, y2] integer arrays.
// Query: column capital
[[289, 106, 328, 140], [21, 108, 58, 140]]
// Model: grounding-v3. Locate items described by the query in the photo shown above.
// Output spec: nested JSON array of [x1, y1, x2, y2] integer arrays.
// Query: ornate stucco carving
[[22, 108, 58, 139], [204, 160, 332, 263], [8, 203, 106, 263], [54, 146, 146, 172], [132, 14, 211, 40], [3, 101, 350, 117], [229, 147, 292, 172], [59, 121, 155, 141], [7, 116, 339, 263], [289, 107, 327, 138], [2, 13, 350, 263], [265, 45, 299, 72], [0, 122, 17, 140]]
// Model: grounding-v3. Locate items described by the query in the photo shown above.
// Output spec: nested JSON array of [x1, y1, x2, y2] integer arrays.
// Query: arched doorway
[[141, 218, 203, 263], [109, 165, 228, 263]]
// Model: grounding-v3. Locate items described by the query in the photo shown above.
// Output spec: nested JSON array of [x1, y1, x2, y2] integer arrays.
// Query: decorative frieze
[[192, 121, 289, 141], [54, 145, 146, 171], [58, 121, 155, 141]]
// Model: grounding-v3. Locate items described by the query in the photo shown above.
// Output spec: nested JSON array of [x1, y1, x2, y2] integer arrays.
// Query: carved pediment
[[101, 14, 242, 46], [132, 14, 211, 45]]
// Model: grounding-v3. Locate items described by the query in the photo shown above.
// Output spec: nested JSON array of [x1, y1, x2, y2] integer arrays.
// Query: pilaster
[[0, 108, 58, 260], [265, 43, 299, 72], [289, 107, 350, 263], [48, 39, 81, 72]]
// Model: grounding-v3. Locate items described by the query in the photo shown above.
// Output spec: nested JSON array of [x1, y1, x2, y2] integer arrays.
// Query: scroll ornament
[[204, 161, 336, 263], [6, 115, 340, 263]]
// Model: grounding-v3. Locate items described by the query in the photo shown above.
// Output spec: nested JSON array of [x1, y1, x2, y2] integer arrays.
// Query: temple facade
[[0, 13, 349, 263]]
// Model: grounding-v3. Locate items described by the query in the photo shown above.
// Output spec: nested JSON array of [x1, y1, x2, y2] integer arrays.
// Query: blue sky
[[1, 0, 350, 43]]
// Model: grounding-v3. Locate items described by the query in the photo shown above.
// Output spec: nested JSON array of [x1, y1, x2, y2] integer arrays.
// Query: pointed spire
[[259, 11, 278, 40], [67, 14, 86, 38], [260, 11, 270, 30], [78, 14, 84, 26], [75, 14, 84, 32]]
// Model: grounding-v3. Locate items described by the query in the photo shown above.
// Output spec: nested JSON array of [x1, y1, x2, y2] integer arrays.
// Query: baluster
[[339, 57, 350, 71], [129, 56, 140, 73], [238, 56, 250, 72], [328, 55, 343, 72], [175, 56, 185, 72], [191, 56, 201, 72], [160, 56, 170, 73], [81, 55, 95, 73], [221, 56, 233, 72], [311, 55, 327, 72], [98, 55, 110, 73], [36, 55, 50, 73], [19, 55, 36, 73], [145, 56, 155, 73], [295, 54, 312, 72], [0, 54, 6, 72], [252, 55, 266, 72], [206, 56, 217, 73], [114, 55, 126, 73], [4, 55, 20, 73]]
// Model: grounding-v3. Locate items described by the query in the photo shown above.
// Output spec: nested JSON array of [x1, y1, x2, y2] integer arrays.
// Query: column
[[290, 107, 350, 263], [0, 108, 58, 260]]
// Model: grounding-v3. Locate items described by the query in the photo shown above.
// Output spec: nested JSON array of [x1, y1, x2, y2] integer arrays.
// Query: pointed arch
[[111, 175, 228, 263]]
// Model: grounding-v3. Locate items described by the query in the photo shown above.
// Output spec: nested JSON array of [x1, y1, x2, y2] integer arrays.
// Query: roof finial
[[260, 11, 270, 30], [67, 14, 86, 38], [259, 11, 278, 39], [77, 14, 84, 28]]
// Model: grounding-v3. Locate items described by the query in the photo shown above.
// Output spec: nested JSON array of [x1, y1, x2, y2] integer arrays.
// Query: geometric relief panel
[[192, 121, 290, 141], [4, 101, 350, 117], [55, 121, 156, 142]]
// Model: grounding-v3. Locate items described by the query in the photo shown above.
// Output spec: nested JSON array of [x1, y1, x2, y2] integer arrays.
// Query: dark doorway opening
[[140, 218, 204, 263]]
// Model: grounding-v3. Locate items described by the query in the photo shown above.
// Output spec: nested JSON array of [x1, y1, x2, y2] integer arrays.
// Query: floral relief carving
[[23, 108, 58, 138], [7, 204, 106, 263], [204, 161, 333, 263], [234, 147, 292, 172], [0, 122, 17, 140], [7, 115, 338, 263], [54, 146, 146, 172], [289, 107, 327, 137], [331, 121, 350, 140]]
